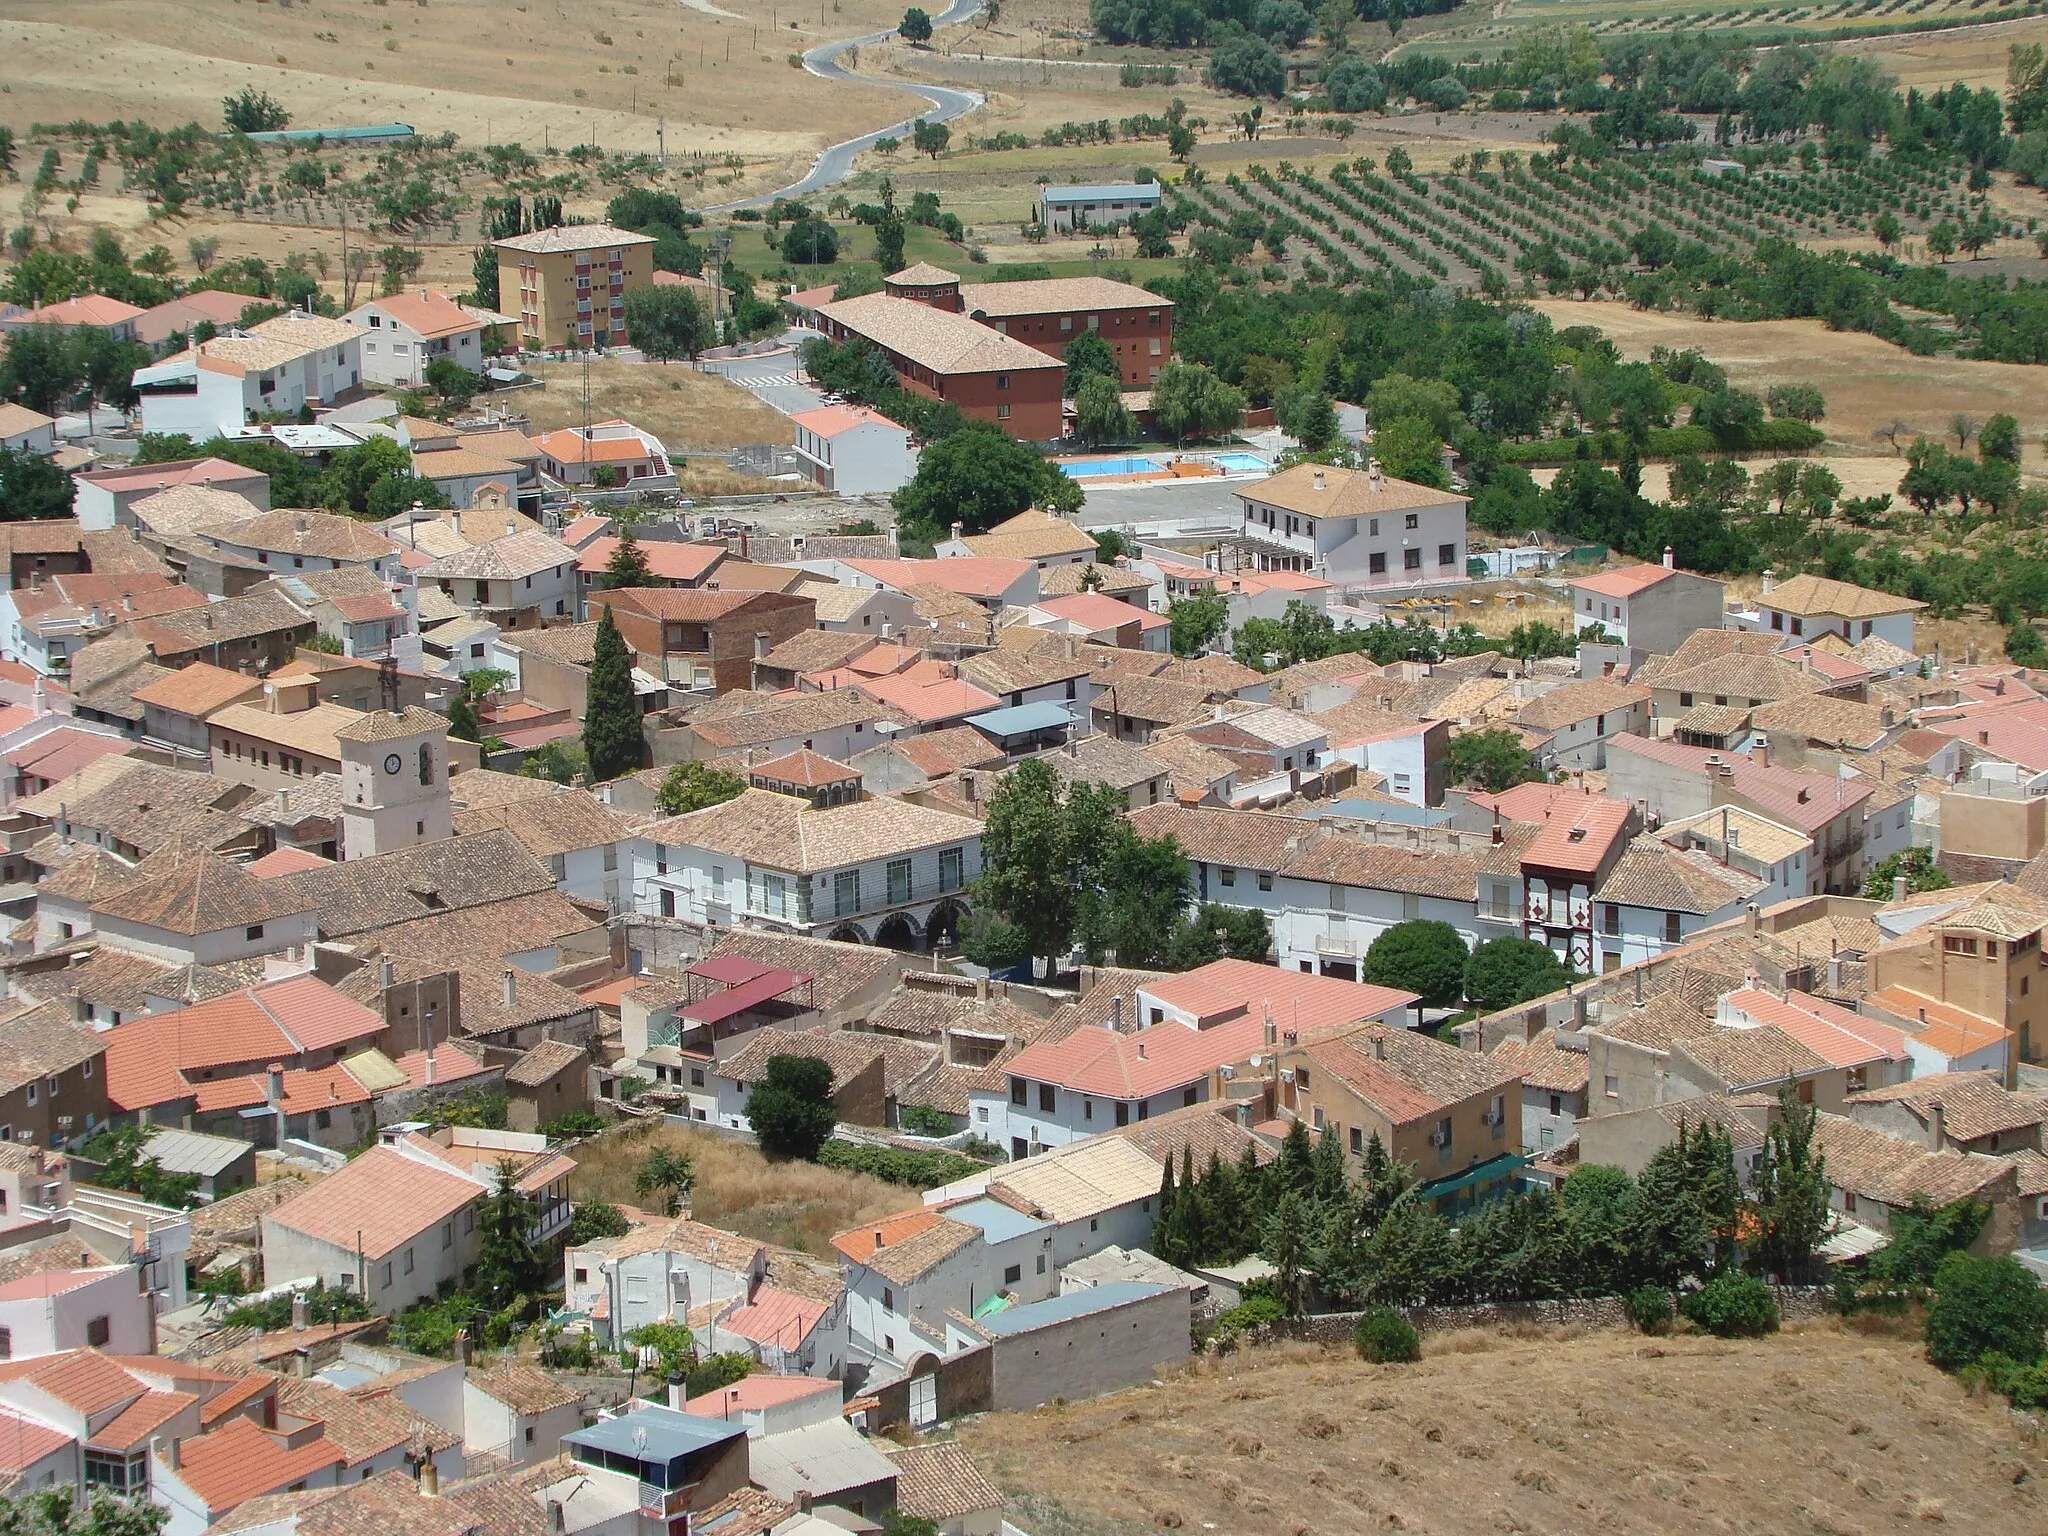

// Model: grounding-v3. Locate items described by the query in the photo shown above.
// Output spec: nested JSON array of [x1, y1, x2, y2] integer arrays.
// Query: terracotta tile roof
[[1301, 1024, 1519, 1123], [360, 289, 488, 340], [173, 1414, 349, 1515], [280, 828, 556, 937], [1487, 1029, 1589, 1094], [1515, 677, 1651, 732], [686, 689, 892, 751], [717, 1284, 830, 1349], [417, 529, 576, 583], [818, 292, 1064, 377], [844, 557, 1032, 603], [1239, 460, 1466, 521], [1126, 803, 1298, 870], [0, 1349, 144, 1416], [451, 786, 636, 857], [685, 1374, 836, 1418], [92, 1387, 198, 1449], [1283, 834, 1483, 901], [247, 845, 333, 878], [957, 273, 1166, 316], [493, 223, 655, 255], [1723, 989, 1908, 1069], [574, 538, 724, 583], [830, 1208, 979, 1284], [745, 747, 860, 789], [129, 662, 263, 718], [1591, 994, 1719, 1051], [1571, 564, 1682, 599], [645, 787, 978, 873], [277, 1377, 457, 1464], [465, 1362, 582, 1415], [881, 723, 1007, 780], [959, 509, 1099, 562], [1812, 1112, 2017, 1209], [263, 1145, 480, 1260], [883, 1439, 1003, 1522], [1596, 838, 1763, 914], [1521, 793, 1634, 878], [91, 845, 316, 934], [1760, 574, 1924, 620], [1849, 1071, 2045, 1143], [201, 510, 401, 565], [1003, 1010, 1264, 1100], [1672, 1023, 1831, 1091], [717, 1028, 936, 1100], [504, 1039, 586, 1089], [0, 1007, 103, 1096]]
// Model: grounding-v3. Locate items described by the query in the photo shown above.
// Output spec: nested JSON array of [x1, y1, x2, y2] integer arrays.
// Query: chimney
[[290, 1290, 309, 1331], [1312, 470, 1326, 492], [667, 1371, 686, 1411], [1893, 874, 1908, 904], [505, 519, 516, 538], [1263, 1007, 1276, 1047], [425, 1049, 437, 1085], [89, 603, 104, 629], [30, 680, 44, 718], [1662, 546, 1674, 570], [797, 1492, 814, 1515], [1828, 954, 1842, 994], [380, 956, 396, 989], [1491, 810, 1503, 846], [295, 513, 308, 534], [1744, 902, 1759, 936], [1881, 705, 1895, 727], [1979, 729, 1990, 746], [1367, 458, 1382, 492], [154, 1435, 179, 1474], [1371, 1028, 1387, 1060], [754, 630, 771, 660], [1799, 649, 1811, 675], [1136, 1040, 1146, 1060], [266, 1063, 284, 1106], [951, 521, 963, 542], [202, 608, 214, 631], [1111, 995, 1122, 1030], [503, 969, 517, 1008], [1755, 741, 1769, 770], [420, 1461, 440, 1498], [1761, 568, 1775, 594], [1634, 966, 1644, 1005], [1926, 1100, 1945, 1151]]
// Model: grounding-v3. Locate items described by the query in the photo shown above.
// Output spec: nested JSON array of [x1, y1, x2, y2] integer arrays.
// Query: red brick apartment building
[[604, 589, 815, 694], [808, 264, 1176, 437]]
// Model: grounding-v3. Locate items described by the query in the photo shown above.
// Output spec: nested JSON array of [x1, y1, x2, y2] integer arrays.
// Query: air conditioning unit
[[1483, 1108, 1503, 1128], [1430, 1128, 1451, 1148]]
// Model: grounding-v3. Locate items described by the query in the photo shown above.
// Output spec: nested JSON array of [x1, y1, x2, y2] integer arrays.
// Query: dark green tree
[[623, 285, 709, 361], [0, 324, 82, 416], [975, 759, 1075, 976], [1862, 846, 1951, 900], [223, 87, 290, 133], [447, 690, 483, 744], [1166, 592, 1228, 657], [567, 1199, 632, 1245], [899, 8, 934, 41], [632, 1145, 697, 1216], [892, 421, 1073, 540], [1980, 411, 2023, 465], [911, 119, 952, 160], [1924, 1251, 2048, 1371], [0, 447, 72, 521], [1062, 330, 1119, 396], [1463, 937, 1570, 1013], [1750, 1083, 1830, 1284], [1866, 1197, 1987, 1287], [745, 1054, 839, 1160], [1261, 1189, 1314, 1314], [1362, 920, 1468, 1006], [582, 607, 642, 782], [595, 524, 655, 590], [1074, 374, 1135, 447], [1446, 727, 1544, 792], [471, 246, 500, 310], [475, 1156, 541, 1306]]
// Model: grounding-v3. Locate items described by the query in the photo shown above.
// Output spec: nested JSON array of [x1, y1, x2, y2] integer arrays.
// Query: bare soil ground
[[520, 360, 793, 451], [1529, 299, 2048, 477], [567, 1120, 904, 1256], [952, 1321, 2048, 1536]]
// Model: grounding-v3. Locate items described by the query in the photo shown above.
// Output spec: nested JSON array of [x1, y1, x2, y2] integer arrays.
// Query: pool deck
[[1057, 454, 1272, 488]]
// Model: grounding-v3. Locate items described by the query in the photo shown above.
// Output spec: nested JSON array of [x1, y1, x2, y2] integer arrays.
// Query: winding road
[[704, 0, 987, 211]]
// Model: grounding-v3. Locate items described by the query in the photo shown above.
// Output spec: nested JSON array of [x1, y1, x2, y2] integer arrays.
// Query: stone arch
[[874, 912, 921, 952], [924, 898, 969, 954], [827, 922, 869, 946]]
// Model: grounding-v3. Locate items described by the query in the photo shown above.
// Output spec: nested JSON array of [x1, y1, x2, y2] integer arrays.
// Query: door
[[910, 1373, 938, 1429]]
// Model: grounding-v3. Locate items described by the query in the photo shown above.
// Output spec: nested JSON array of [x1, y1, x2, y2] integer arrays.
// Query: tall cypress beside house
[[583, 606, 641, 782]]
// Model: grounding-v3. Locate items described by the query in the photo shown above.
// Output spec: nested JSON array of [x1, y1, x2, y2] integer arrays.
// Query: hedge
[[816, 1139, 986, 1189]]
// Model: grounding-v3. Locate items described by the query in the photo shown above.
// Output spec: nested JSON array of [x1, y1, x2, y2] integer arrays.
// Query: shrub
[[1214, 1294, 1284, 1339], [1680, 1273, 1779, 1338], [1626, 1282, 1673, 1335], [1354, 1307, 1421, 1363], [815, 1140, 984, 1189], [1925, 1252, 2048, 1372]]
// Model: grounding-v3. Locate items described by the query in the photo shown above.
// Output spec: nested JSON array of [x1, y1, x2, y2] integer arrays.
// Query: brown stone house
[[503, 1038, 591, 1133], [603, 589, 815, 695], [0, 999, 111, 1150]]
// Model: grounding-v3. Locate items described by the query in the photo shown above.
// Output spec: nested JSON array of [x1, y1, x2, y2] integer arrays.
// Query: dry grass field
[[953, 1320, 2048, 1536], [566, 1120, 904, 1255], [520, 361, 794, 451], [1529, 299, 2048, 477]]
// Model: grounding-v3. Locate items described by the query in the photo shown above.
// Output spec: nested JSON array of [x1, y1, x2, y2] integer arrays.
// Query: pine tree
[[1263, 1190, 1313, 1315], [582, 606, 642, 782], [475, 1157, 539, 1306], [1753, 1083, 1830, 1284], [1275, 1118, 1316, 1198], [1232, 1138, 1266, 1259], [1310, 1122, 1350, 1206], [596, 524, 654, 591]]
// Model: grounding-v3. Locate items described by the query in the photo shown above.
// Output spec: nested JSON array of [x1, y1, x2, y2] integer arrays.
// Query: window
[[381, 1262, 393, 1287], [1011, 1078, 1028, 1106], [1604, 1074, 1620, 1099], [442, 1219, 454, 1250], [1404, 513, 1419, 530], [1548, 1093, 1562, 1117], [1219, 865, 1237, 887], [1004, 1264, 1022, 1285], [691, 1067, 705, 1087], [525, 1427, 536, 1445], [1438, 543, 1456, 567], [997, 403, 1011, 420], [1258, 871, 1273, 892], [0, 1326, 11, 1360], [1403, 549, 1422, 571], [419, 744, 435, 785], [1490, 883, 1510, 919], [1039, 1083, 1055, 1113], [1664, 911, 1683, 944], [1369, 551, 1387, 575], [1601, 904, 1620, 936], [1115, 1101, 1129, 1127], [762, 873, 788, 919], [465, 1210, 474, 1234], [246, 925, 265, 942], [403, 1248, 415, 1275], [996, 374, 1010, 390], [835, 869, 860, 916], [1084, 1099, 1093, 1122], [887, 858, 912, 905], [659, 889, 675, 917], [24, 1085, 34, 1107], [315, 1108, 332, 1130], [938, 847, 963, 892]]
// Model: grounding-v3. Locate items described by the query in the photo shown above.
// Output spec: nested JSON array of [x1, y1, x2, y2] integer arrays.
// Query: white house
[[0, 404, 57, 457], [1567, 558, 1727, 654], [1654, 806, 1815, 909], [788, 404, 915, 495], [346, 289, 505, 387], [1728, 571, 1924, 652], [417, 528, 580, 625], [0, 1266, 153, 1361], [1591, 839, 1766, 971], [1234, 459, 1466, 589], [1514, 678, 1653, 773], [462, 1363, 585, 1467], [634, 787, 981, 954]]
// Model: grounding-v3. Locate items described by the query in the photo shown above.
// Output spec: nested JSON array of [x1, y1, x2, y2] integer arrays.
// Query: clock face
[[384, 753, 403, 775]]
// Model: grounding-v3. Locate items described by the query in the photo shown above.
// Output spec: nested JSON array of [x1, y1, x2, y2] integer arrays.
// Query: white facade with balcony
[[1234, 463, 1468, 591]]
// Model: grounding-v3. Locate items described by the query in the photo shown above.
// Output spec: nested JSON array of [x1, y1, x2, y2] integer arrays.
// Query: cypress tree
[[1275, 1117, 1316, 1197], [1153, 1152, 1180, 1265], [596, 523, 653, 590], [1233, 1139, 1265, 1258], [582, 606, 642, 782], [447, 689, 481, 743], [1178, 1145, 1206, 1263]]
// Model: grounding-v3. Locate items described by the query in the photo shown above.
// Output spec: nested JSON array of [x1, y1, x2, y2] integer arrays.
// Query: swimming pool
[[1210, 452, 1272, 473], [1060, 456, 1164, 478]]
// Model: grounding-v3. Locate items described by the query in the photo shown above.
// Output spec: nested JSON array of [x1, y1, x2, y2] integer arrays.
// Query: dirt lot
[[954, 1321, 2048, 1536], [520, 360, 793, 452], [1530, 300, 2048, 476], [567, 1120, 904, 1256]]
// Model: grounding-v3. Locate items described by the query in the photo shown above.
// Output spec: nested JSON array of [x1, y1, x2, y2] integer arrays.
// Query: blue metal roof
[[1306, 799, 1453, 828], [946, 1196, 1049, 1246], [966, 701, 1073, 736], [975, 1281, 1175, 1336], [242, 123, 415, 143], [564, 1405, 743, 1459], [1041, 183, 1162, 203]]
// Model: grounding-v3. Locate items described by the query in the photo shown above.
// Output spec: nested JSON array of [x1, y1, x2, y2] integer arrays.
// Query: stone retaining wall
[[1234, 1286, 1836, 1348]]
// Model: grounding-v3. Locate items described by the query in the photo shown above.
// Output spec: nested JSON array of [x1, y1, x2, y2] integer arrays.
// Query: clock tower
[[337, 706, 454, 860]]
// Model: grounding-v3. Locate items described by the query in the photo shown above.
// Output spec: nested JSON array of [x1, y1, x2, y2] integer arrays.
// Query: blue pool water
[[1060, 456, 1163, 478], [1211, 452, 1272, 473]]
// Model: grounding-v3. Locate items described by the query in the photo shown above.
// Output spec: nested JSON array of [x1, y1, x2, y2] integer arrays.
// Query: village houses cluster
[[0, 237, 2044, 1536]]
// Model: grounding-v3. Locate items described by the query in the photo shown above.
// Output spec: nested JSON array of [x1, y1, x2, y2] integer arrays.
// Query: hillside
[[954, 1321, 2048, 1536]]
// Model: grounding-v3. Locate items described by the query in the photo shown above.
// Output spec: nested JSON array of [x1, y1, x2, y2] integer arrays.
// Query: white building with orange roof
[[533, 419, 674, 489], [1567, 555, 1726, 654], [0, 293, 145, 342], [131, 323, 356, 440], [0, 1265, 153, 1361], [789, 403, 914, 496], [345, 288, 511, 386]]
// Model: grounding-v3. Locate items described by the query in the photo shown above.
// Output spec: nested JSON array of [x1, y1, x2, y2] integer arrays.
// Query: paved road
[[704, 0, 987, 212], [702, 326, 829, 414]]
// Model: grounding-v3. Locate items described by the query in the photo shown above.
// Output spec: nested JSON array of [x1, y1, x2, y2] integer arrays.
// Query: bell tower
[[337, 706, 454, 859]]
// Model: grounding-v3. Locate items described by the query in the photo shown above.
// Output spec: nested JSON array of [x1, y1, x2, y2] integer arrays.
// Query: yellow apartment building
[[493, 224, 657, 350]]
